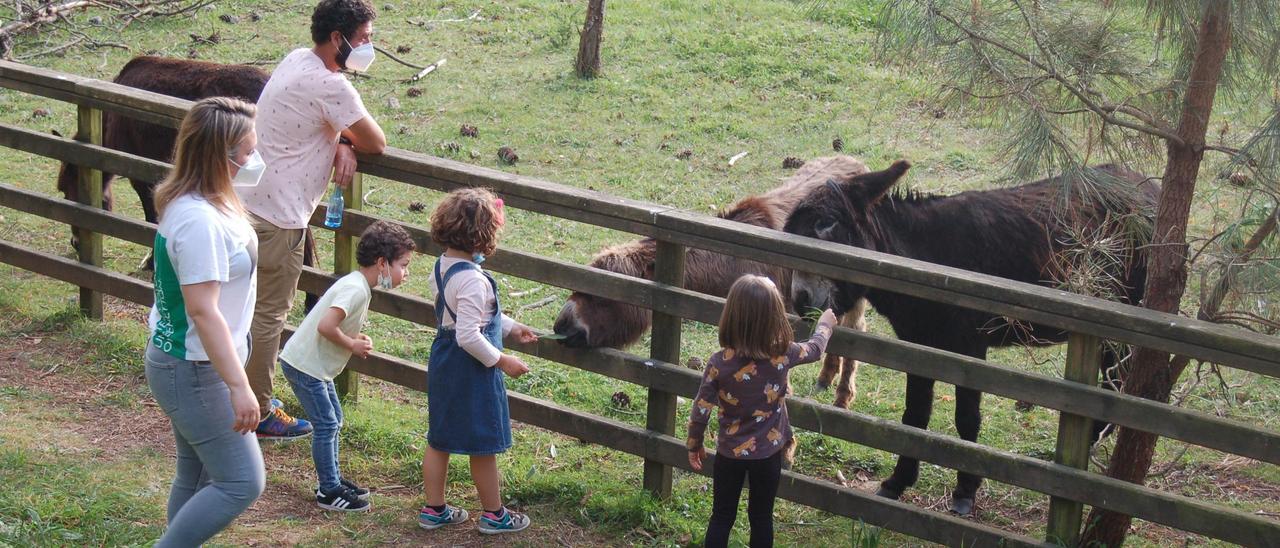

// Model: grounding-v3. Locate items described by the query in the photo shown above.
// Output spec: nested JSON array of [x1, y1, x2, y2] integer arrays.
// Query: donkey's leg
[[833, 359, 859, 408], [832, 299, 868, 408], [130, 177, 158, 271], [817, 353, 842, 392], [877, 374, 934, 499], [952, 386, 984, 515]]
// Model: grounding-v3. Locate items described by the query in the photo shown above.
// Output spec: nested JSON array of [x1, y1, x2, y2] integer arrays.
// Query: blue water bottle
[[324, 185, 344, 228]]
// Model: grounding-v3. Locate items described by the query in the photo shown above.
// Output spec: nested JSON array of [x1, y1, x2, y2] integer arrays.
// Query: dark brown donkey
[[56, 56, 318, 296], [58, 56, 268, 233], [553, 155, 871, 408], [784, 160, 1157, 515]]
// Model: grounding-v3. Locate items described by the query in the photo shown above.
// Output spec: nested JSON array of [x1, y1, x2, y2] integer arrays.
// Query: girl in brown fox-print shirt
[[686, 275, 836, 548]]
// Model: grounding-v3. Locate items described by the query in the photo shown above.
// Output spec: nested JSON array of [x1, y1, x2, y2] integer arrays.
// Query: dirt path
[[0, 334, 616, 547]]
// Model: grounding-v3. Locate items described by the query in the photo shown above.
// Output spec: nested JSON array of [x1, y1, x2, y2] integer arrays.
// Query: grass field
[[0, 0, 1277, 546]]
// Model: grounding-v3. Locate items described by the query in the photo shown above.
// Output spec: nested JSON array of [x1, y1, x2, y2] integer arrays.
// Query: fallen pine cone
[[686, 356, 704, 371], [611, 391, 632, 409], [440, 141, 460, 154], [460, 124, 478, 138], [406, 87, 422, 98], [498, 146, 519, 165], [675, 149, 692, 160], [219, 14, 239, 24], [408, 201, 426, 213], [782, 156, 805, 169], [832, 137, 844, 152], [396, 45, 412, 54], [31, 108, 50, 118]]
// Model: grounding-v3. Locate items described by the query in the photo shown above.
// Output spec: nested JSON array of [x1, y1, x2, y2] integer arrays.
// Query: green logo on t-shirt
[[151, 234, 189, 359]]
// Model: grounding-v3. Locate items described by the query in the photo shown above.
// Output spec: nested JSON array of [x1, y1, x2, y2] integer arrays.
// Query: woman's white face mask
[[229, 150, 266, 187], [343, 37, 376, 72]]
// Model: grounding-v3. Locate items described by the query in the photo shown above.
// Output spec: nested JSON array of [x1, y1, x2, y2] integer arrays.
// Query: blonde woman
[[145, 97, 266, 547]]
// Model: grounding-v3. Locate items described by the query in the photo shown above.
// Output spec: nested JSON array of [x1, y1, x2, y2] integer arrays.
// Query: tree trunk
[[1082, 2, 1232, 546], [575, 0, 605, 78]]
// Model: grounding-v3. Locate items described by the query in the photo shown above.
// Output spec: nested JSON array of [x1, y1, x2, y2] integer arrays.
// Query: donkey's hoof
[[875, 485, 902, 500], [950, 497, 975, 516], [815, 380, 831, 391]]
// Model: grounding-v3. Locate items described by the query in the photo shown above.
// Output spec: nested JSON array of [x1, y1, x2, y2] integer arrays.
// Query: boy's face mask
[[376, 262, 392, 290]]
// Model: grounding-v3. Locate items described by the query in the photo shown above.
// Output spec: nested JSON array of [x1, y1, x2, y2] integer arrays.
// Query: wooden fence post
[[74, 105, 103, 320], [644, 239, 685, 499], [1046, 332, 1102, 546], [333, 172, 363, 401]]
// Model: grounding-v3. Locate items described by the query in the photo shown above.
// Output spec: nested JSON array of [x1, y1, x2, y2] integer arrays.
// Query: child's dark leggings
[[705, 450, 783, 548]]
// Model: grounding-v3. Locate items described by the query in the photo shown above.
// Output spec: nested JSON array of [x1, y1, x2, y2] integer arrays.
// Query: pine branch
[[927, 4, 1186, 145]]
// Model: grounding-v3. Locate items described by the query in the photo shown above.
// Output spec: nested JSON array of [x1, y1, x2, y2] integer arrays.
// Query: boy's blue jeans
[[281, 359, 344, 493]]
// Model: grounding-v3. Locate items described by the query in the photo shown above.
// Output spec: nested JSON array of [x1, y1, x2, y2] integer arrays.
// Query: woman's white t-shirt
[[149, 194, 258, 363]]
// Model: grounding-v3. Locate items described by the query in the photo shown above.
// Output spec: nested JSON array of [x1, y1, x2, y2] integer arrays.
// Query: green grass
[[0, 0, 1276, 546]]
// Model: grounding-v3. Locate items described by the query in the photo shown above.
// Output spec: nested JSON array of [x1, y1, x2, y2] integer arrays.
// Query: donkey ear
[[51, 129, 63, 138], [846, 160, 911, 207]]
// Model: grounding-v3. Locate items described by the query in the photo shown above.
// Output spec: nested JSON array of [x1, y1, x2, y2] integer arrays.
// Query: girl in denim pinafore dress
[[427, 258, 511, 454], [419, 188, 535, 535]]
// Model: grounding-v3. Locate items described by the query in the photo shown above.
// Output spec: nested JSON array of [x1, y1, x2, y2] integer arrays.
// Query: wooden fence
[[0, 60, 1277, 547]]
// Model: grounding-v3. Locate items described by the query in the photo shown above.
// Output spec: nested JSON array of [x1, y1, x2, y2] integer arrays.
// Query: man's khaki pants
[[246, 213, 306, 414]]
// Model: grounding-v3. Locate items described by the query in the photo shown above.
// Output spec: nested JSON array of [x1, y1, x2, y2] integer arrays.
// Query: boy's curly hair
[[310, 0, 376, 45], [356, 221, 415, 267], [430, 187, 503, 256]]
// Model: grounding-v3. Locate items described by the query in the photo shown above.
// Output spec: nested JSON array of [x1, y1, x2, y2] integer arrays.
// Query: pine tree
[[877, 1, 1280, 544]]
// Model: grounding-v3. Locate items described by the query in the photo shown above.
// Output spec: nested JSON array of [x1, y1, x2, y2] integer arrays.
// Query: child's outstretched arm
[[686, 357, 721, 471], [505, 322, 538, 345], [317, 307, 373, 358], [784, 308, 837, 370]]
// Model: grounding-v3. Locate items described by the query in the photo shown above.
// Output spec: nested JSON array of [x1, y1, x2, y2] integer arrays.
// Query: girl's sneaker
[[477, 508, 530, 534], [418, 504, 469, 530], [317, 486, 370, 512]]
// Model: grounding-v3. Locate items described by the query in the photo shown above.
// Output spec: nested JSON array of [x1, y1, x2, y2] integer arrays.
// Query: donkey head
[[782, 160, 911, 315], [552, 240, 656, 349]]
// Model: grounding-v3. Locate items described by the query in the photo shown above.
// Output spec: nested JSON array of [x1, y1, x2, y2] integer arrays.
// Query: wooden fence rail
[[0, 237, 1048, 548], [1, 59, 1278, 546], [2, 186, 1277, 545]]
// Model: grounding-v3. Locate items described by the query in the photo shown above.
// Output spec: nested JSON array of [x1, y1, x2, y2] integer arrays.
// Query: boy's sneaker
[[477, 508, 530, 535], [418, 504, 469, 530], [256, 399, 313, 441], [316, 486, 370, 512], [340, 478, 370, 501]]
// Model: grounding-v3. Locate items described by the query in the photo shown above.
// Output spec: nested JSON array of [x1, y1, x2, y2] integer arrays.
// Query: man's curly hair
[[430, 188, 503, 257], [310, 0, 377, 45], [356, 221, 415, 267]]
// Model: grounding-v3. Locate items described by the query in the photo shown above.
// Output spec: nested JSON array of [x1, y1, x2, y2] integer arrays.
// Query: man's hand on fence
[[331, 143, 357, 188]]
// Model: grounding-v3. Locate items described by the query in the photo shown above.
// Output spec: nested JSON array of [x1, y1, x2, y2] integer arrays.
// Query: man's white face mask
[[343, 37, 376, 72]]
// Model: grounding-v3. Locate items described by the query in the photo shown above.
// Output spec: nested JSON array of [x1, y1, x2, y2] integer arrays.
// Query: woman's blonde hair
[[154, 97, 256, 218], [719, 275, 793, 360], [430, 187, 503, 256]]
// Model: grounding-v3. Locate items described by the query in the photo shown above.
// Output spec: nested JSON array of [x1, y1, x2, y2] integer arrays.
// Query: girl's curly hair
[[430, 187, 503, 256]]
